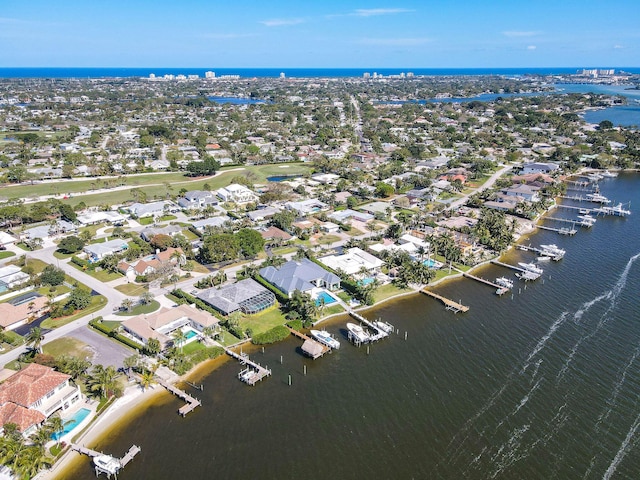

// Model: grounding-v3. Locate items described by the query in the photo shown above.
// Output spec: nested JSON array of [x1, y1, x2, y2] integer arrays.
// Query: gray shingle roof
[[259, 259, 340, 296]]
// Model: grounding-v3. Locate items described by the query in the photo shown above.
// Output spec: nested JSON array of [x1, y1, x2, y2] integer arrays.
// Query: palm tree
[[144, 338, 161, 357], [120, 298, 133, 312], [123, 354, 140, 380], [138, 369, 156, 391], [139, 292, 154, 305], [25, 327, 44, 354], [172, 329, 187, 353], [87, 365, 118, 399], [45, 415, 66, 447]]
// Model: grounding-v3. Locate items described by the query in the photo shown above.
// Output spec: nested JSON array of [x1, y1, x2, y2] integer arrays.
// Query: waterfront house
[[319, 247, 383, 276], [197, 279, 275, 316], [121, 304, 219, 350], [259, 259, 340, 298], [0, 363, 82, 436], [501, 184, 541, 202]]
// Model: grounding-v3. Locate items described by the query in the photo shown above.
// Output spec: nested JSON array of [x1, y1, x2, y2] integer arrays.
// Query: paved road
[[67, 327, 133, 369], [446, 164, 513, 211]]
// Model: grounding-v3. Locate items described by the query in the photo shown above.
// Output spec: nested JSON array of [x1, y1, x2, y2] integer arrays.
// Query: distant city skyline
[[1, 0, 638, 68]]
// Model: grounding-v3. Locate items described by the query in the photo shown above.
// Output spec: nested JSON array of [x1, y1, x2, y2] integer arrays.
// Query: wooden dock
[[71, 443, 141, 478], [537, 225, 577, 235], [491, 259, 525, 272], [349, 310, 390, 340], [156, 378, 201, 416], [286, 327, 330, 359], [420, 289, 469, 313], [225, 348, 272, 386], [463, 273, 510, 295]]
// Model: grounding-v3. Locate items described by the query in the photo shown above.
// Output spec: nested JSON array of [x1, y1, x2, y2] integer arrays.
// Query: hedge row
[[89, 318, 141, 351], [253, 274, 290, 304], [71, 256, 89, 268], [251, 325, 291, 345]]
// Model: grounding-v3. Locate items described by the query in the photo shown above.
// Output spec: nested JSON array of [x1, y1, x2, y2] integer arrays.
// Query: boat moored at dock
[[518, 262, 544, 275], [310, 329, 341, 349], [346, 322, 371, 344], [539, 244, 566, 260]]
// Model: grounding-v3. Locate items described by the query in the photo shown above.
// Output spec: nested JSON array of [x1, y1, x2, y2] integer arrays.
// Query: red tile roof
[[0, 363, 70, 408], [0, 402, 45, 432]]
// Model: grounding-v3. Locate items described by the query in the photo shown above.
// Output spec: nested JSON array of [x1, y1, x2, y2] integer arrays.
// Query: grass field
[[316, 234, 341, 245], [373, 283, 413, 303], [238, 305, 287, 336], [43, 337, 93, 359], [40, 294, 107, 329], [115, 283, 148, 296], [33, 164, 313, 208], [116, 300, 160, 316], [0, 251, 15, 260]]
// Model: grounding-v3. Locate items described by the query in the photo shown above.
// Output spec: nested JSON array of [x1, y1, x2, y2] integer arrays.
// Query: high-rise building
[[205, 71, 215, 79]]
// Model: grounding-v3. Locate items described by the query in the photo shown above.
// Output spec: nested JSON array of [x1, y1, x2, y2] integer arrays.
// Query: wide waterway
[[62, 174, 640, 479]]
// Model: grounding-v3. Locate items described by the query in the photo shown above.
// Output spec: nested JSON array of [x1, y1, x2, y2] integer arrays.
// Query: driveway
[[67, 325, 134, 369]]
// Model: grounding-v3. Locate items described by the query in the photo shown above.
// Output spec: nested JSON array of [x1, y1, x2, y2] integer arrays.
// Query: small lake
[[267, 175, 303, 182]]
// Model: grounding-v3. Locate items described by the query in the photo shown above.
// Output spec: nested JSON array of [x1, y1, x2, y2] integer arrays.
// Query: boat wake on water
[[434, 252, 640, 479]]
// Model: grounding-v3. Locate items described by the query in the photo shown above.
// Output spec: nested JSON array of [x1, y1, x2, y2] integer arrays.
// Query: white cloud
[[353, 8, 414, 17], [503, 31, 541, 38], [527, 45, 537, 50], [614, 44, 624, 49], [260, 18, 305, 27], [358, 37, 430, 46]]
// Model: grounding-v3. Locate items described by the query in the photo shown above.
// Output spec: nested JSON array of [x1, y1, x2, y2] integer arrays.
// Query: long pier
[[537, 225, 577, 235], [71, 443, 141, 478], [286, 327, 330, 359], [490, 259, 542, 280], [420, 289, 469, 313], [156, 378, 201, 416], [462, 272, 510, 295], [225, 348, 272, 386], [491, 260, 525, 272]]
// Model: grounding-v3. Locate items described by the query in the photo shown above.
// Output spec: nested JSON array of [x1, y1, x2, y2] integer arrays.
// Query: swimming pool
[[357, 277, 375, 286], [315, 291, 337, 306], [51, 408, 91, 440], [423, 259, 439, 268], [185, 329, 198, 340]]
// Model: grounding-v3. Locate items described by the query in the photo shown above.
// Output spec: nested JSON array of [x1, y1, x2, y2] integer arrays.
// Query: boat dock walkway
[[286, 327, 330, 359], [558, 195, 608, 204], [491, 260, 541, 281], [537, 225, 577, 235], [420, 289, 469, 313], [71, 444, 141, 477], [156, 378, 201, 417], [225, 348, 272, 386], [349, 310, 390, 341], [462, 272, 510, 295], [543, 216, 593, 228]]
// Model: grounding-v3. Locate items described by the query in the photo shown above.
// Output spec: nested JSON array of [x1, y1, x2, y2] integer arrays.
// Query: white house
[[217, 184, 258, 204], [83, 238, 129, 262], [521, 162, 559, 175], [319, 247, 383, 276]]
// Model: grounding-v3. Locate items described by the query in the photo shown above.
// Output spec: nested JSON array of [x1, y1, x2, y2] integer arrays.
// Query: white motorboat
[[346, 322, 370, 343], [601, 171, 618, 178], [373, 321, 394, 334], [539, 244, 566, 259], [495, 277, 514, 289], [94, 455, 121, 475], [310, 329, 341, 349], [518, 262, 544, 274], [586, 192, 611, 204]]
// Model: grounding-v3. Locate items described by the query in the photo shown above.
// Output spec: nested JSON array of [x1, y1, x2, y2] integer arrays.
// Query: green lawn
[[238, 306, 287, 336], [37, 285, 71, 296], [43, 337, 93, 360], [337, 291, 352, 303], [316, 234, 341, 245], [270, 246, 297, 255], [180, 229, 199, 241], [100, 320, 122, 332], [138, 217, 155, 225], [115, 283, 149, 296], [53, 250, 75, 260], [182, 341, 206, 355], [373, 284, 413, 303], [216, 329, 242, 346], [78, 224, 104, 238], [40, 295, 107, 329], [0, 251, 15, 260], [69, 263, 123, 282], [346, 228, 365, 237], [116, 300, 161, 316], [191, 262, 211, 274], [23, 258, 48, 274], [157, 215, 177, 222], [320, 304, 344, 317]]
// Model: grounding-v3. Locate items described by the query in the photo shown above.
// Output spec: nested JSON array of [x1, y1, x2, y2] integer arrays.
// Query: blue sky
[[1, 0, 638, 67]]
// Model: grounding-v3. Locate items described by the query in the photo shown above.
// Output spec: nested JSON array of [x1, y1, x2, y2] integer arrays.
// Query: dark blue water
[[2, 67, 639, 79], [61, 174, 640, 480], [266, 175, 303, 182]]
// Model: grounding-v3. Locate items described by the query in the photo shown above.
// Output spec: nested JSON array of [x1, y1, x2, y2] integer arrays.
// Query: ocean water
[[62, 173, 640, 479], [2, 67, 640, 79]]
